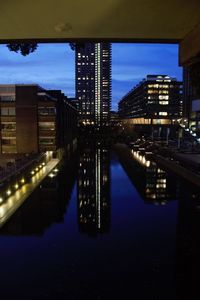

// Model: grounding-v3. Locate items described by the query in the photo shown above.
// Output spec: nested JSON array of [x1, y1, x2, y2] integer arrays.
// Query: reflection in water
[[117, 145, 179, 205], [132, 150, 180, 204], [78, 140, 110, 236], [0, 153, 78, 236], [0, 140, 200, 299]]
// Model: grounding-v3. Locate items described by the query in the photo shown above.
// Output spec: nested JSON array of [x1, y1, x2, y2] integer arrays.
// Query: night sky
[[0, 43, 182, 110]]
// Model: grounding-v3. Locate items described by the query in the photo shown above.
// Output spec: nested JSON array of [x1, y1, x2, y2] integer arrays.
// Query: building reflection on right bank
[[118, 147, 179, 205], [77, 140, 110, 237], [133, 150, 180, 204]]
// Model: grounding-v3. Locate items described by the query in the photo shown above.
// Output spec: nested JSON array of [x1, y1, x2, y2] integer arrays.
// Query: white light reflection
[[133, 151, 151, 168], [0, 159, 58, 228]]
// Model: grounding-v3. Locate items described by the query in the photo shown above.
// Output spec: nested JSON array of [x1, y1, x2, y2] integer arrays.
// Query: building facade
[[75, 43, 111, 127], [0, 84, 77, 154], [118, 75, 183, 125], [183, 67, 200, 135]]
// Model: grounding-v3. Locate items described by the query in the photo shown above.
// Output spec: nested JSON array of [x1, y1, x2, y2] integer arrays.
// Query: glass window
[[39, 122, 55, 131], [0, 95, 15, 102], [159, 101, 169, 105], [159, 95, 169, 100], [38, 107, 56, 115], [148, 90, 159, 94], [39, 138, 55, 145], [2, 138, 16, 145], [159, 112, 168, 116], [1, 122, 16, 131], [1, 107, 16, 116]]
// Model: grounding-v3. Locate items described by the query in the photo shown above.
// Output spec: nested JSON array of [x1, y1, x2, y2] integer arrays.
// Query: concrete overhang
[[0, 0, 200, 43]]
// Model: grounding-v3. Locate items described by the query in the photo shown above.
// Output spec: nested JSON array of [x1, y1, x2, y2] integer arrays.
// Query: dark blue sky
[[0, 43, 182, 110]]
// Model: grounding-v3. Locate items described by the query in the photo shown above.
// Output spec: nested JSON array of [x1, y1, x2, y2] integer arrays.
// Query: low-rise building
[[118, 75, 183, 125], [0, 84, 77, 154]]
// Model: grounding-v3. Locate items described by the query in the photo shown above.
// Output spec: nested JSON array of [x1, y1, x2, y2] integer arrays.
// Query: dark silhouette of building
[[77, 140, 110, 236], [75, 43, 111, 127], [0, 84, 77, 154], [118, 75, 183, 125], [183, 67, 200, 136]]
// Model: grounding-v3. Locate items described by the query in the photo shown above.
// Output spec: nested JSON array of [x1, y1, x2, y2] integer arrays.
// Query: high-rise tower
[[75, 43, 111, 127]]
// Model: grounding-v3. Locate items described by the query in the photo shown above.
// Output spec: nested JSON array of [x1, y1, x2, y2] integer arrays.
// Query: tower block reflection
[[78, 141, 110, 236]]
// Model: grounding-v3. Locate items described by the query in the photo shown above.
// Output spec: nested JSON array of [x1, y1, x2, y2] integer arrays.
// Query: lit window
[[1, 122, 16, 131], [39, 122, 55, 131], [159, 101, 169, 105], [159, 95, 169, 100], [2, 137, 16, 145], [148, 84, 159, 88], [159, 112, 168, 116]]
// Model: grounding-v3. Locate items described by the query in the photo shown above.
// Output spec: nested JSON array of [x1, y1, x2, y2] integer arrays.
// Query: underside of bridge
[[0, 0, 200, 65]]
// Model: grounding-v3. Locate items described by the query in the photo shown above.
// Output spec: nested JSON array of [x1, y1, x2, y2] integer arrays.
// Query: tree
[[6, 43, 38, 56], [6, 42, 85, 56]]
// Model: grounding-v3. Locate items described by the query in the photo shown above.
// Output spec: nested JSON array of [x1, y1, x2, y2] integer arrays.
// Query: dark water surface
[[0, 141, 199, 299]]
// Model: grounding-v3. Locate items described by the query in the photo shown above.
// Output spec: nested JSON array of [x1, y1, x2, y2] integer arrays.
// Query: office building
[[75, 43, 111, 127], [0, 84, 77, 154], [118, 75, 183, 125]]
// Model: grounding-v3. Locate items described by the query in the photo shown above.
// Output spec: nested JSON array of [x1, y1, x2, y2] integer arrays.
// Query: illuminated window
[[148, 84, 159, 88], [159, 85, 168, 88], [159, 112, 168, 116], [1, 122, 16, 131], [159, 90, 169, 94], [159, 101, 169, 105], [2, 137, 16, 145], [148, 90, 159, 94], [39, 122, 55, 131], [159, 95, 169, 100]]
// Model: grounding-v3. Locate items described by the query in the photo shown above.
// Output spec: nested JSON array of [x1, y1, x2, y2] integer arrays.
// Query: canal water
[[0, 140, 199, 299]]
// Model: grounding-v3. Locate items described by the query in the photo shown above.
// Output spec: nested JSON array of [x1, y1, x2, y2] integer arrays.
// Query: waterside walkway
[[0, 158, 59, 228]]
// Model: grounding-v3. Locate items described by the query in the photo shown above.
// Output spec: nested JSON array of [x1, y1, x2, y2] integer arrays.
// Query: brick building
[[0, 84, 77, 154]]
